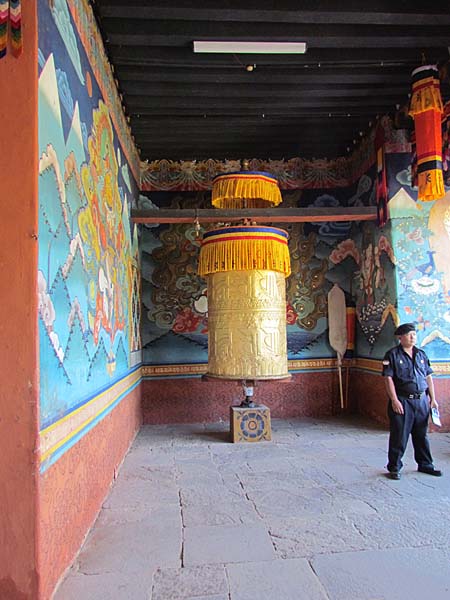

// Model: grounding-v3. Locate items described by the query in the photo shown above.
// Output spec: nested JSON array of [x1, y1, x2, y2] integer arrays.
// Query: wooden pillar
[[0, 2, 40, 598]]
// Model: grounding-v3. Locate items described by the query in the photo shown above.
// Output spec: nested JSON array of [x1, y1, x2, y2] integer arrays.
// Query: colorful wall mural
[[38, 0, 141, 470], [141, 144, 450, 372], [140, 116, 410, 193], [387, 154, 450, 361], [353, 151, 450, 362], [141, 171, 377, 368]]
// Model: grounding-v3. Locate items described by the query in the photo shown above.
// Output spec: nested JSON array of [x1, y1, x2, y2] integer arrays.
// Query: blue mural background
[[140, 170, 378, 366], [141, 151, 450, 368], [38, 0, 141, 429], [355, 152, 450, 361]]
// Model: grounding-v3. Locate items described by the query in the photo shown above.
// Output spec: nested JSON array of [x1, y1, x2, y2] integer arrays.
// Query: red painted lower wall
[[39, 387, 141, 599], [351, 370, 388, 426], [37, 367, 450, 597], [142, 371, 346, 424], [351, 369, 450, 432]]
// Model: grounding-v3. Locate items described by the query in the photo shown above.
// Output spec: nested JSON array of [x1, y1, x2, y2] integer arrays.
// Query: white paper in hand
[[431, 407, 442, 427]]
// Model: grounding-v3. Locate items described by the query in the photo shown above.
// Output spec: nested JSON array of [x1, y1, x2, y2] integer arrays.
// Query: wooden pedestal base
[[230, 405, 271, 443]]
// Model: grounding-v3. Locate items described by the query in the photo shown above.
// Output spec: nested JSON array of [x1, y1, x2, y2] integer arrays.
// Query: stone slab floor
[[54, 416, 450, 599]]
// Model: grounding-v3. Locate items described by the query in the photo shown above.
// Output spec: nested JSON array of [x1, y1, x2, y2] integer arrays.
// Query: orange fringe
[[211, 173, 282, 209], [198, 236, 291, 278]]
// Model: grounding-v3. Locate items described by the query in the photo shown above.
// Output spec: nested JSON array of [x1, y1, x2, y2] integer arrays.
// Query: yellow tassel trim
[[198, 235, 291, 278], [211, 172, 282, 208], [417, 170, 445, 202]]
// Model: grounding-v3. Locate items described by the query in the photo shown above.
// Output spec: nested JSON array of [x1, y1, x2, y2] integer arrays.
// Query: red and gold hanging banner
[[374, 123, 388, 226], [409, 65, 444, 201], [0, 0, 22, 59], [443, 101, 450, 187]]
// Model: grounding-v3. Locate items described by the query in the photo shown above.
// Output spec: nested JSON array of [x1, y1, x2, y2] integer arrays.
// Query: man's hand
[[391, 398, 404, 414], [430, 398, 439, 410]]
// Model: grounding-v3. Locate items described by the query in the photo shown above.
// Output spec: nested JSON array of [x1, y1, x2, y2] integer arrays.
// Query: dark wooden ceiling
[[92, 1, 450, 161]]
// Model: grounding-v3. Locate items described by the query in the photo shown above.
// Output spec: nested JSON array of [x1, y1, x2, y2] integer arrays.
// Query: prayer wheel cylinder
[[198, 225, 291, 381], [207, 270, 289, 379]]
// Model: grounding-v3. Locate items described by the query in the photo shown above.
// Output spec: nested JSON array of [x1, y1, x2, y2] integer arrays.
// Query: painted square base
[[230, 405, 271, 443]]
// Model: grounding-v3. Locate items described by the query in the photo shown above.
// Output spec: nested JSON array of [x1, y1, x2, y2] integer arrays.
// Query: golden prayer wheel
[[198, 224, 291, 380]]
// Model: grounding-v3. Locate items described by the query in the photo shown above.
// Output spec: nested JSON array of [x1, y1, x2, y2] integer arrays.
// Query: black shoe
[[418, 466, 442, 476], [388, 471, 401, 480]]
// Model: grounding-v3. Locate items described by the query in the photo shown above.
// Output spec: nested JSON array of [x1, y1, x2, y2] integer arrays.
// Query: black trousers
[[387, 394, 434, 473]]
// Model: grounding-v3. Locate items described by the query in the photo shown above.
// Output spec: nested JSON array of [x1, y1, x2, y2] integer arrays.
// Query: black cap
[[394, 323, 416, 336]]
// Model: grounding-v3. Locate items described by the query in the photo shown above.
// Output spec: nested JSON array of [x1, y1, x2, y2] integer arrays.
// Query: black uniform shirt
[[382, 344, 433, 396]]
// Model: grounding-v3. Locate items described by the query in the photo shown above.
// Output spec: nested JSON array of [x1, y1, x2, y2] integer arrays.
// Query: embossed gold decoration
[[206, 270, 289, 379]]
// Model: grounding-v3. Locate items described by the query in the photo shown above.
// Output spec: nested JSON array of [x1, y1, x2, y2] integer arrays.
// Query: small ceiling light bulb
[[246, 64, 256, 72]]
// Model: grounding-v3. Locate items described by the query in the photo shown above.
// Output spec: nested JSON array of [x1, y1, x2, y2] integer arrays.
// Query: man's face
[[398, 330, 416, 348]]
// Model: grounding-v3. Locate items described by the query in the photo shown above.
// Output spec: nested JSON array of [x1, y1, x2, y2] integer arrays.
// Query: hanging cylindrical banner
[[198, 225, 290, 380], [375, 124, 388, 227], [211, 171, 282, 209], [409, 65, 445, 201]]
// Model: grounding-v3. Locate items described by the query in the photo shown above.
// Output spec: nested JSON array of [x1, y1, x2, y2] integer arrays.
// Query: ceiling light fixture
[[193, 41, 307, 54]]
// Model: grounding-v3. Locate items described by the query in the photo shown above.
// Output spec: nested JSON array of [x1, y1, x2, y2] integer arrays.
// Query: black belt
[[403, 392, 425, 399]]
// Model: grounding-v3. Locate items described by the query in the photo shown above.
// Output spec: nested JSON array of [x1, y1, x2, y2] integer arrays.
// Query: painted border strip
[[141, 359, 450, 378], [354, 358, 450, 376], [141, 359, 344, 378], [40, 368, 141, 472], [40, 365, 141, 430]]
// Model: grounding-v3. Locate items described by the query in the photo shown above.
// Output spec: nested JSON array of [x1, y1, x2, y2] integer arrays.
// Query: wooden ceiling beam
[[102, 19, 450, 48], [109, 46, 445, 67], [126, 97, 400, 111], [121, 82, 408, 98], [131, 207, 377, 224], [116, 70, 411, 85], [98, 3, 450, 26]]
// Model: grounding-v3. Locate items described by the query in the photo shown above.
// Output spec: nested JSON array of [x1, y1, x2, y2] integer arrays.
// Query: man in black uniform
[[382, 322, 442, 480]]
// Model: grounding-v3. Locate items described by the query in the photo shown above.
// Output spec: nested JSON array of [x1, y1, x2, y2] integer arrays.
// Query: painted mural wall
[[141, 153, 450, 374], [353, 148, 450, 363], [37, 0, 141, 471], [140, 171, 377, 368]]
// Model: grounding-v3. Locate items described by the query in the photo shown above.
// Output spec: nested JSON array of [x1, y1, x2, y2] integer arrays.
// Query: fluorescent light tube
[[193, 41, 307, 54]]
